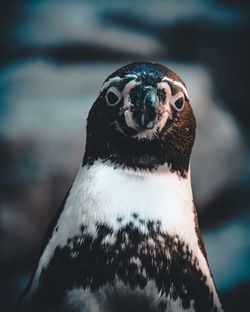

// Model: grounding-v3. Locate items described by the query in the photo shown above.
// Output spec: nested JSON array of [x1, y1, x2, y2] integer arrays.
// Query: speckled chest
[[32, 219, 216, 312]]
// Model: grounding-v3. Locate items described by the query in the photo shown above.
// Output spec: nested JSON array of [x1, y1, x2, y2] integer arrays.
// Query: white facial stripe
[[124, 74, 139, 79], [157, 81, 172, 102], [123, 80, 142, 132], [172, 91, 184, 104], [100, 74, 139, 93], [162, 77, 189, 100], [100, 76, 122, 92], [122, 79, 141, 100], [124, 109, 136, 130]]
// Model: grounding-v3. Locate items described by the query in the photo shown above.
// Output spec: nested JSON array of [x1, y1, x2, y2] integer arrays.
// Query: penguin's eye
[[172, 95, 185, 111], [106, 87, 121, 106]]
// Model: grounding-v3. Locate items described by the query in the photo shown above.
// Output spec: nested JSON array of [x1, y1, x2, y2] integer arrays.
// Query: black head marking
[[83, 62, 196, 177]]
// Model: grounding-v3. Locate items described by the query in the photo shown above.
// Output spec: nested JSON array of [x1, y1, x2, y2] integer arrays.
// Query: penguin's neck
[[83, 127, 191, 177]]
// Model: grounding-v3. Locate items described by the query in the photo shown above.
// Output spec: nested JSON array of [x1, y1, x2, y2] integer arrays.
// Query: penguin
[[18, 62, 223, 312]]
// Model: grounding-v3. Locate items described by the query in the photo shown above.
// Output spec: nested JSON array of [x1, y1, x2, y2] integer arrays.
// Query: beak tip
[[145, 120, 155, 129]]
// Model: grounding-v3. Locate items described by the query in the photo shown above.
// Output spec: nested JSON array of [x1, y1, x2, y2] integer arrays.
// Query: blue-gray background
[[0, 0, 249, 311]]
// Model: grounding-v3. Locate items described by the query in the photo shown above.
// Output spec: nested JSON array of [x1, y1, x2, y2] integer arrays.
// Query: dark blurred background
[[0, 0, 250, 311]]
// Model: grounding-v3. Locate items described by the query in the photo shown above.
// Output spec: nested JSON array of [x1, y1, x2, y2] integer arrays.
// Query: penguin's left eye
[[106, 87, 122, 106], [173, 96, 185, 111]]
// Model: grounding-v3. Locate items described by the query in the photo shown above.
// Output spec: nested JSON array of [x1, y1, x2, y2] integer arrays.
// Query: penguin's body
[[19, 63, 223, 312]]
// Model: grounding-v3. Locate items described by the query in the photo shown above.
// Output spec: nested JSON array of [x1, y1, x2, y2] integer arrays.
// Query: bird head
[[84, 62, 196, 176]]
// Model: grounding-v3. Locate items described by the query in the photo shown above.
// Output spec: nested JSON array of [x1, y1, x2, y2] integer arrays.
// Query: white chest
[[38, 163, 196, 271], [55, 162, 196, 248]]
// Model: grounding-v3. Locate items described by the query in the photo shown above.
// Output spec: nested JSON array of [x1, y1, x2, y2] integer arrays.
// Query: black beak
[[130, 86, 158, 129]]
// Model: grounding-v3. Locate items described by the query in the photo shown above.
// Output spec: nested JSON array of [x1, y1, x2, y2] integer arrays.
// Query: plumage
[[18, 62, 223, 312]]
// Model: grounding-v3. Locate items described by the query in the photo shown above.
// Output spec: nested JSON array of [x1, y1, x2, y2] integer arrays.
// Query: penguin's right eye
[[106, 87, 121, 106]]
